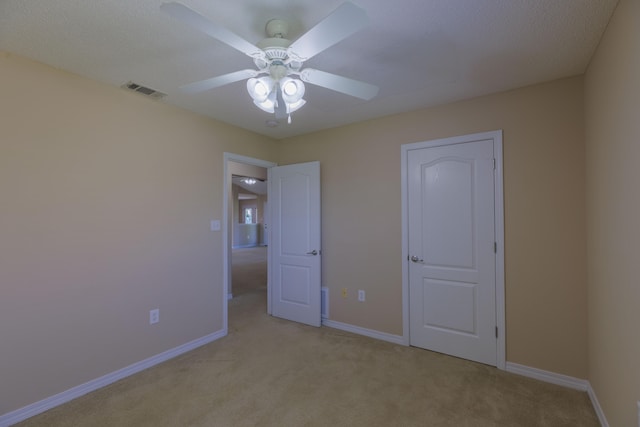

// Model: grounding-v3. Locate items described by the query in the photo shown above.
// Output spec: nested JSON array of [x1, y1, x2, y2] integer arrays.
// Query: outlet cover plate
[[149, 308, 159, 325]]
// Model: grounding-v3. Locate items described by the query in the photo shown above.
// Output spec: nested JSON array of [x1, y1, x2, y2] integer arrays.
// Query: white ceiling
[[232, 175, 267, 195], [0, 0, 618, 139]]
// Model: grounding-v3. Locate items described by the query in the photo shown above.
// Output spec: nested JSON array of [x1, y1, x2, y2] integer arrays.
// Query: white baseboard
[[506, 362, 608, 427], [506, 362, 588, 391], [587, 383, 609, 427], [0, 329, 227, 427], [321, 319, 404, 345]]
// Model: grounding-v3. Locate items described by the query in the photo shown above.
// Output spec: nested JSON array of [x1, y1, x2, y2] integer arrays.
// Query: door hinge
[[494, 242, 497, 253], [493, 158, 496, 170], [495, 326, 498, 338]]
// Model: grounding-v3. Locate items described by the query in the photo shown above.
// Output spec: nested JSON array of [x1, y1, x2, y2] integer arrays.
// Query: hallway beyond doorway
[[231, 246, 267, 298]]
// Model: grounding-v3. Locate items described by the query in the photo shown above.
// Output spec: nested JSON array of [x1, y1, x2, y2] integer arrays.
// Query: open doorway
[[223, 154, 276, 332], [230, 173, 267, 298]]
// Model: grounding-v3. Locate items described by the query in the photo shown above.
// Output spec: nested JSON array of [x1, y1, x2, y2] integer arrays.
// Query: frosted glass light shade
[[280, 77, 305, 104], [247, 77, 274, 103], [286, 98, 306, 113], [253, 99, 276, 113]]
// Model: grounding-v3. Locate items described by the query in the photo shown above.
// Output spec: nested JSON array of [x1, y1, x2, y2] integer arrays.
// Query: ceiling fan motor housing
[[265, 19, 288, 38]]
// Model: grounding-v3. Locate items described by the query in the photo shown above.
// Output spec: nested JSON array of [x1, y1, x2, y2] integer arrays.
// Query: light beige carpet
[[16, 252, 598, 426], [231, 246, 267, 297]]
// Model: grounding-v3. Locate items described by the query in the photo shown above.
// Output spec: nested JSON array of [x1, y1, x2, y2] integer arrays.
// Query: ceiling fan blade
[[300, 69, 379, 100], [288, 2, 368, 62], [180, 69, 258, 93], [161, 2, 265, 60]]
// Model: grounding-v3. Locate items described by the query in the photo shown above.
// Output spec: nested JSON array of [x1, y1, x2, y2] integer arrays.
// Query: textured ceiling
[[233, 176, 267, 195], [0, 0, 618, 139]]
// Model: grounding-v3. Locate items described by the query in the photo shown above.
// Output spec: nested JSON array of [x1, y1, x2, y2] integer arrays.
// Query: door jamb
[[222, 153, 277, 334], [400, 130, 505, 370]]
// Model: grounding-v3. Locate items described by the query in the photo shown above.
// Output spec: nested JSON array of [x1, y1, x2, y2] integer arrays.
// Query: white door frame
[[400, 130, 505, 370], [222, 152, 277, 333]]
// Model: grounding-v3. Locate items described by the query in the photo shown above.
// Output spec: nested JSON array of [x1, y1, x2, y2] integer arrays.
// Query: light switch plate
[[210, 220, 221, 231]]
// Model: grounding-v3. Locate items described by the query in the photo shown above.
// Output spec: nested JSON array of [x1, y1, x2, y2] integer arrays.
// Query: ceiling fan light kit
[[247, 76, 274, 103], [161, 1, 379, 125], [241, 177, 257, 185]]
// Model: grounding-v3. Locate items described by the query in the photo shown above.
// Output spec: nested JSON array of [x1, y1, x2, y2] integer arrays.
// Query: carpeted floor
[[231, 246, 267, 297], [15, 247, 599, 426]]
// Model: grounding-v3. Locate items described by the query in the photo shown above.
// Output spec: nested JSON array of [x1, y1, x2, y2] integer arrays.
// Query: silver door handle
[[306, 250, 318, 256], [410, 255, 423, 263]]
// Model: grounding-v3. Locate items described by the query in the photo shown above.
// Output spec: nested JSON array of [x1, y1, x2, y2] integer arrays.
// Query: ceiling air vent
[[121, 81, 167, 100]]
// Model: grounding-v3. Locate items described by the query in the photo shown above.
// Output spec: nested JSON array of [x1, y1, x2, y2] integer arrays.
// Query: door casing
[[400, 130, 505, 370]]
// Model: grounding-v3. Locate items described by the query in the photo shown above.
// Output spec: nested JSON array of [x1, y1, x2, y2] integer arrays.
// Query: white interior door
[[408, 139, 497, 365], [269, 161, 321, 327]]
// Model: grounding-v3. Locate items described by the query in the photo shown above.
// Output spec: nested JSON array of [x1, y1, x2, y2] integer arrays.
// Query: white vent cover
[[121, 81, 167, 100]]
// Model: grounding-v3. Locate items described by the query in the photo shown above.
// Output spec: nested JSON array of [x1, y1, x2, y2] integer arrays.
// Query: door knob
[[306, 250, 318, 256], [410, 255, 423, 263]]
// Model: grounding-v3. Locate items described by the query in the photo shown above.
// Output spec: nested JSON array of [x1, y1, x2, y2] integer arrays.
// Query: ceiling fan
[[161, 1, 379, 123]]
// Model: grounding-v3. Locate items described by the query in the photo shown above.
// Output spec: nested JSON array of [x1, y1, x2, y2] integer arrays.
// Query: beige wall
[[277, 76, 588, 378], [585, 0, 640, 425], [1, 48, 592, 417], [0, 52, 276, 414]]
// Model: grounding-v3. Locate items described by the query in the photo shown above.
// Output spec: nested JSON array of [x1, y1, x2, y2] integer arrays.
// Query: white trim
[[506, 362, 608, 427], [0, 330, 226, 427], [400, 144, 410, 346], [505, 362, 588, 391], [321, 286, 329, 319], [400, 130, 506, 369], [587, 384, 609, 427], [493, 132, 506, 370], [322, 319, 405, 346], [222, 153, 276, 329]]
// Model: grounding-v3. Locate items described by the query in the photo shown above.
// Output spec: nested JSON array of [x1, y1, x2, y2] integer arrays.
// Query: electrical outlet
[[341, 288, 347, 298], [149, 308, 159, 325], [358, 290, 365, 302]]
